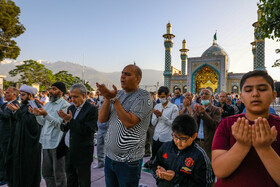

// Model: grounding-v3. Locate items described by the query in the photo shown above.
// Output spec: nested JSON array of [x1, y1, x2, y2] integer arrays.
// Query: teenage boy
[[212, 70, 280, 186], [151, 114, 214, 187]]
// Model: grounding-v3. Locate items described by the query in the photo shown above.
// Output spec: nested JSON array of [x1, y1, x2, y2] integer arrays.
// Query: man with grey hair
[[57, 83, 98, 187], [226, 95, 239, 114], [193, 88, 221, 159], [215, 91, 235, 119], [31, 82, 70, 187]]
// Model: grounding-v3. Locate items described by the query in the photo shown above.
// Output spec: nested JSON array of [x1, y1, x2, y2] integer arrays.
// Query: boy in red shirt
[[212, 70, 280, 186]]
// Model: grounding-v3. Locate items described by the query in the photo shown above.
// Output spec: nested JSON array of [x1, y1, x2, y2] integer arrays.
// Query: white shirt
[[152, 101, 179, 142]]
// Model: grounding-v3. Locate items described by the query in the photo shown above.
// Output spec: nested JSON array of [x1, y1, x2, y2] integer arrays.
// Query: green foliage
[[3, 79, 14, 89], [9, 60, 93, 91], [0, 0, 25, 61], [9, 59, 54, 90], [257, 0, 280, 67]]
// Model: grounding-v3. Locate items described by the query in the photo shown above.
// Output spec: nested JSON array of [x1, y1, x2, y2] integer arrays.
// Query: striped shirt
[[105, 89, 153, 162]]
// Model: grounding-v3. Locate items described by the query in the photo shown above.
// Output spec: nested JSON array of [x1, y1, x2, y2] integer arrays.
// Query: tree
[[0, 0, 25, 61], [53, 71, 94, 91], [257, 0, 280, 67], [9, 59, 54, 90], [3, 79, 14, 89]]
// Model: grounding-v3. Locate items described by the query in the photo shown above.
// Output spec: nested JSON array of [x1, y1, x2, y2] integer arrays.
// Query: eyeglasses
[[200, 92, 210, 96], [172, 133, 190, 143]]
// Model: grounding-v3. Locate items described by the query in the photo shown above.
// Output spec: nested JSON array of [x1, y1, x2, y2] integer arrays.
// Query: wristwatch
[[110, 96, 118, 104]]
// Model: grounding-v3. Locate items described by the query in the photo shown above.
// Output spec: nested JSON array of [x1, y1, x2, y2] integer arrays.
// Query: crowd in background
[[0, 67, 279, 187]]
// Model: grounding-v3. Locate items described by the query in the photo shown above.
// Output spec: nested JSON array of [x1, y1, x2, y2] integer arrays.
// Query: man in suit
[[58, 83, 98, 187], [0, 87, 19, 185]]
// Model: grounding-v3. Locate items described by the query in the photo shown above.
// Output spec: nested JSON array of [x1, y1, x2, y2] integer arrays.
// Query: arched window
[[183, 85, 187, 93], [232, 85, 238, 93]]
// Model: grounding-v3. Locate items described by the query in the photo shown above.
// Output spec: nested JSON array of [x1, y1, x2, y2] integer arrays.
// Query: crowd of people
[[0, 65, 279, 187]]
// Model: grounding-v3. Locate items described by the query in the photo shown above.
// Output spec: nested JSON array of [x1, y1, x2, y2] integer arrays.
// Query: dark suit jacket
[[61, 101, 98, 165], [0, 100, 19, 143], [193, 104, 221, 157]]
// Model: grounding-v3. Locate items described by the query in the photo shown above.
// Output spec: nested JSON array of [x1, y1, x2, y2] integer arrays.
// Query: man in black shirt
[[215, 91, 235, 119]]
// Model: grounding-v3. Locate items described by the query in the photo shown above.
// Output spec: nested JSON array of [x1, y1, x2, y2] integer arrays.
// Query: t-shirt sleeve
[[212, 118, 231, 151], [130, 92, 152, 121]]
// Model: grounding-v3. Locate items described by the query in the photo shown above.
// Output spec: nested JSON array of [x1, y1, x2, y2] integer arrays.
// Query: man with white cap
[[6, 85, 41, 186], [31, 82, 70, 187]]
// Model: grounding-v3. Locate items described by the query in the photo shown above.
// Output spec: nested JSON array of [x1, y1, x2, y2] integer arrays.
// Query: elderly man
[[6, 85, 41, 186], [58, 84, 98, 187], [0, 87, 19, 185], [226, 95, 239, 115], [97, 64, 153, 187], [32, 82, 70, 187], [179, 91, 194, 115], [193, 88, 221, 159], [216, 91, 235, 119]]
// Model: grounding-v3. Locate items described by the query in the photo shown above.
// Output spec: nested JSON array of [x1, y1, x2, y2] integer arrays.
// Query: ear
[[272, 91, 277, 102], [192, 133, 197, 140], [240, 92, 243, 102]]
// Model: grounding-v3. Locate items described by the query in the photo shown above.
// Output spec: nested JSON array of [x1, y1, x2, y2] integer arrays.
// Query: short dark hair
[[175, 87, 181, 92], [158, 86, 169, 95], [172, 114, 197, 137], [240, 70, 274, 91]]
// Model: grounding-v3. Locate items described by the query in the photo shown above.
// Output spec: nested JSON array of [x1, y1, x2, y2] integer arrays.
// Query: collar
[[54, 97, 64, 104], [161, 101, 172, 108], [7, 100, 16, 104], [75, 100, 86, 110]]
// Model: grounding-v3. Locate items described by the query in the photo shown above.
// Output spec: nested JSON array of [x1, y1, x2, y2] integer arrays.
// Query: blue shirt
[[242, 106, 277, 116]]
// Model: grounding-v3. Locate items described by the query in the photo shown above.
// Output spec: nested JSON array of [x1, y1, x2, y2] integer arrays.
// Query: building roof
[[201, 42, 228, 58]]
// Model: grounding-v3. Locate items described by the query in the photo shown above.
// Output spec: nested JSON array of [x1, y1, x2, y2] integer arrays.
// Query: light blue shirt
[[36, 97, 70, 149], [197, 119, 204, 139]]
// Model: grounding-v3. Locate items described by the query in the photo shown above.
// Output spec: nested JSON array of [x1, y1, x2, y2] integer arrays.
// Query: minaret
[[163, 22, 175, 90], [251, 41, 257, 69], [252, 9, 265, 70], [179, 39, 189, 75]]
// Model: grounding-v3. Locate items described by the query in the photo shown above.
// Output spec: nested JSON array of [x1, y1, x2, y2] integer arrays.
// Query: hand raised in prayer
[[252, 117, 277, 150], [161, 170, 175, 181], [156, 166, 167, 179], [153, 109, 163, 118], [7, 103, 20, 111], [231, 117, 252, 147], [194, 104, 205, 114], [96, 83, 117, 100], [32, 108, 48, 117], [57, 109, 72, 123], [183, 98, 190, 107]]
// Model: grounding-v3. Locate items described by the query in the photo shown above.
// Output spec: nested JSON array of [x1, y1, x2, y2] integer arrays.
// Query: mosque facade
[[163, 10, 265, 94]]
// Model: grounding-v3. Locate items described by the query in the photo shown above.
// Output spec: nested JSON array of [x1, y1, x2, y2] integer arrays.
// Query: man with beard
[[32, 82, 70, 187], [0, 87, 19, 185], [6, 85, 41, 187]]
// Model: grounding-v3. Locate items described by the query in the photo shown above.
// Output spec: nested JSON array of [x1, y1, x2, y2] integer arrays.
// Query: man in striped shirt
[[97, 64, 153, 187]]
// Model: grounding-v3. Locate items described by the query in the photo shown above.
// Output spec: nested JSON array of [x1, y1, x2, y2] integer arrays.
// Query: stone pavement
[[2, 148, 157, 187]]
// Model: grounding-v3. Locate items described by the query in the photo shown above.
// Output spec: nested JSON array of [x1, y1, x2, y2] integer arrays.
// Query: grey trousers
[[96, 130, 107, 164], [42, 149, 66, 187]]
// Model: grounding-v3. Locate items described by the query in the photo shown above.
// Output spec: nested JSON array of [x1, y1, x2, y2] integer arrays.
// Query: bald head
[[124, 64, 142, 80]]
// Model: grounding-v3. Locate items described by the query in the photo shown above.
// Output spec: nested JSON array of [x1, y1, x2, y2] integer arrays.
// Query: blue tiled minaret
[[252, 9, 265, 70], [179, 39, 189, 75], [163, 23, 175, 89]]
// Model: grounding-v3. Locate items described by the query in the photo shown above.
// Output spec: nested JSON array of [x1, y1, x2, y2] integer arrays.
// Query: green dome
[[201, 43, 228, 58]]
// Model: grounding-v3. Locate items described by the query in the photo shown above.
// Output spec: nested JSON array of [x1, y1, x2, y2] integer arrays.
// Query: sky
[[12, 0, 280, 80]]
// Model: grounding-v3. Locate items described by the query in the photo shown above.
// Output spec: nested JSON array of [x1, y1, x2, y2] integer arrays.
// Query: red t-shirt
[[212, 113, 280, 187]]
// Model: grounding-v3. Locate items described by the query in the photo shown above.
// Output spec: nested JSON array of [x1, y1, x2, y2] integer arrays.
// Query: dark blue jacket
[[151, 141, 214, 187]]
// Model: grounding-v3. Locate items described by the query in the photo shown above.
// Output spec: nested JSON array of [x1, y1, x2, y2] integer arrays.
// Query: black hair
[[175, 87, 181, 92], [172, 114, 197, 137], [158, 86, 169, 95], [240, 70, 274, 91]]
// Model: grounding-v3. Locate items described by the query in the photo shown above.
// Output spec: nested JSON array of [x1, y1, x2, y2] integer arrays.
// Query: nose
[[251, 88, 260, 97]]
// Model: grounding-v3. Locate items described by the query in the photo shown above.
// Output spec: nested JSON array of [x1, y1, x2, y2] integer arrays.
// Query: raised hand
[[183, 98, 190, 107], [57, 109, 73, 122], [96, 83, 117, 100], [156, 166, 166, 179], [161, 170, 175, 181], [153, 109, 163, 118], [7, 103, 20, 111], [252, 117, 278, 149], [33, 108, 48, 117], [231, 117, 252, 147]]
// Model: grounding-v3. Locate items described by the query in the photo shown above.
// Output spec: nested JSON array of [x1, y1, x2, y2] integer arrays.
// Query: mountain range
[[0, 60, 164, 91]]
